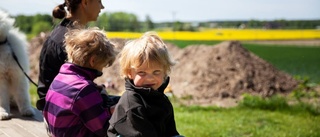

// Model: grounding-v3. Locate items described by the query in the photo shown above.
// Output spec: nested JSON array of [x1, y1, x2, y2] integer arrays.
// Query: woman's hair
[[64, 27, 117, 68], [52, 0, 82, 19], [119, 31, 176, 78]]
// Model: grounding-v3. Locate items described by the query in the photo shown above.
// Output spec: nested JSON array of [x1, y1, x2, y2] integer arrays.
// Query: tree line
[[13, 11, 320, 38]]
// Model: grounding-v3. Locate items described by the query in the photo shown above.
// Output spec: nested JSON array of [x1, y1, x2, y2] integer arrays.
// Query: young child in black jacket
[[108, 32, 183, 137]]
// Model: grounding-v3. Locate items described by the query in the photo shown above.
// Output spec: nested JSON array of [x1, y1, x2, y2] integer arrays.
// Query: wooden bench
[[0, 108, 48, 137]]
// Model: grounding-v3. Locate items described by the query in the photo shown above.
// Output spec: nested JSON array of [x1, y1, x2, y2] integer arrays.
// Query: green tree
[[144, 15, 154, 31], [15, 15, 33, 33], [108, 12, 140, 31], [33, 14, 52, 24], [15, 14, 53, 34], [96, 12, 110, 30], [247, 20, 261, 28], [173, 21, 183, 31], [31, 21, 52, 35]]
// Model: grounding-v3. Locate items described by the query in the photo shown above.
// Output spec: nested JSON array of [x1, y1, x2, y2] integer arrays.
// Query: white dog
[[0, 10, 35, 120]]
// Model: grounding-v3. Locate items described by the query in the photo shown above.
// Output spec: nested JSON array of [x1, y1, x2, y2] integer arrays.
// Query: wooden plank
[[0, 126, 9, 137], [10, 118, 47, 137], [0, 120, 36, 137], [0, 132, 8, 137], [0, 107, 48, 137]]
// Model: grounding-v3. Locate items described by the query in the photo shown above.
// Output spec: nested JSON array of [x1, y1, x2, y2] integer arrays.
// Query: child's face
[[128, 62, 165, 90]]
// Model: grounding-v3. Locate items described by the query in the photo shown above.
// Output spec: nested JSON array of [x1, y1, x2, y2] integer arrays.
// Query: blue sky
[[0, 0, 319, 22]]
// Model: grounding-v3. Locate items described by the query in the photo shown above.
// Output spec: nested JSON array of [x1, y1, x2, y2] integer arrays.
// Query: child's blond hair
[[119, 31, 175, 78], [64, 27, 116, 68]]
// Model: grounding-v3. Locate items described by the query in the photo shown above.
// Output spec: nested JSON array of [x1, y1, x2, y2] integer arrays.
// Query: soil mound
[[169, 41, 298, 106], [28, 35, 298, 107]]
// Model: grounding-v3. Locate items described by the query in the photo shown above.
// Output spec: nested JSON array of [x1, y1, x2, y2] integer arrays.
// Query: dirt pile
[[28, 35, 298, 107], [169, 41, 298, 106]]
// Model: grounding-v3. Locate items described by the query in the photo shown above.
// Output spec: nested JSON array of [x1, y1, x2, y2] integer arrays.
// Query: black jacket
[[108, 77, 180, 137], [36, 19, 73, 110]]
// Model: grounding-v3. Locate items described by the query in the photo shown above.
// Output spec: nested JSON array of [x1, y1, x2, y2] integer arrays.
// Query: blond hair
[[119, 31, 175, 78], [64, 27, 116, 68]]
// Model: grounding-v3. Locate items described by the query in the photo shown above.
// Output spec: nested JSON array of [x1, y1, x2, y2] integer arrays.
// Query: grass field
[[242, 44, 320, 83], [173, 96, 320, 137]]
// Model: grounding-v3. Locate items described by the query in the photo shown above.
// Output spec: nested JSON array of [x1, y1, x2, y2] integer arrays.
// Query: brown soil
[[28, 34, 302, 107]]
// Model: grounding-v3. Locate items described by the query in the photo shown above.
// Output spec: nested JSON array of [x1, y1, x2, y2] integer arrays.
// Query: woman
[[37, 0, 105, 110]]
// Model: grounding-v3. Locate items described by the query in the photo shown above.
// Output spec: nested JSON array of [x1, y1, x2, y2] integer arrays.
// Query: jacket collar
[[60, 18, 73, 27], [124, 77, 170, 95], [60, 63, 103, 80]]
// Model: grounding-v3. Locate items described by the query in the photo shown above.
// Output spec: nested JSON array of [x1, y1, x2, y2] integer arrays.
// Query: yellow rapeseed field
[[106, 29, 320, 41]]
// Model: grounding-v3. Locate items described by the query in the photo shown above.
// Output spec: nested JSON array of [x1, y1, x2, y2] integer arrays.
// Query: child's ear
[[127, 70, 133, 79], [127, 74, 132, 79], [89, 56, 95, 68], [81, 0, 88, 7]]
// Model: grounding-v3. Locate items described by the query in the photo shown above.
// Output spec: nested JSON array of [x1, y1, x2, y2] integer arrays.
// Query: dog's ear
[[0, 10, 15, 37], [0, 9, 15, 27]]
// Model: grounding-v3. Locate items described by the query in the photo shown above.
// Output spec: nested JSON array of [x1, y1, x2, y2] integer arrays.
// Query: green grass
[[242, 44, 320, 83], [30, 84, 38, 107], [175, 106, 320, 137], [173, 95, 320, 137]]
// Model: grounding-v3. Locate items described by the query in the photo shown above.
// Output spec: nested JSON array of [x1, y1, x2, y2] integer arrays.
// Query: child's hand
[[110, 105, 116, 114], [100, 88, 108, 96], [96, 84, 108, 95]]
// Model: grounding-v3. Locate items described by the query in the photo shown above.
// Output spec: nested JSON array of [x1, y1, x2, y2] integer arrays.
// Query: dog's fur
[[0, 10, 34, 120]]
